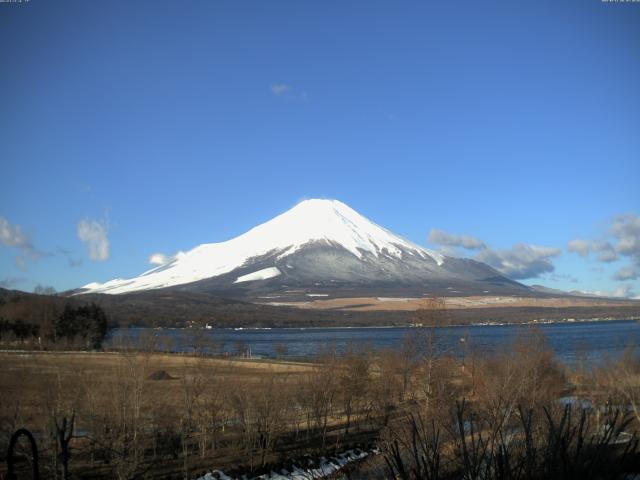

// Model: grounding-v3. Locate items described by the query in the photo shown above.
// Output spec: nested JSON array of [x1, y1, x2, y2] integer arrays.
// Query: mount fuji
[[77, 199, 528, 300]]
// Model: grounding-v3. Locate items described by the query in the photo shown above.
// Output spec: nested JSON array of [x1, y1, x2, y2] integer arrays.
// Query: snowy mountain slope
[[77, 199, 526, 297], [234, 267, 282, 284]]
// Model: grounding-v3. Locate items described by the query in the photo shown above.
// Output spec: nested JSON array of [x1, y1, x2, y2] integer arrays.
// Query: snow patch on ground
[[234, 267, 282, 284], [196, 448, 374, 480]]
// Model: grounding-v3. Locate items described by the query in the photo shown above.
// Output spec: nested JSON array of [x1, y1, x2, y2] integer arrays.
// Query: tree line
[[0, 299, 108, 350]]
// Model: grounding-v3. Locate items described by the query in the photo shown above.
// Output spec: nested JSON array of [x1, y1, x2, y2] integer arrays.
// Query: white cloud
[[428, 229, 486, 250], [592, 240, 617, 263], [549, 272, 579, 283], [567, 239, 589, 257], [613, 266, 638, 281], [579, 284, 636, 299], [0, 217, 30, 248], [428, 228, 561, 280], [572, 213, 640, 282], [148, 252, 174, 266], [476, 243, 561, 280], [611, 213, 640, 261], [271, 84, 292, 95], [0, 216, 44, 268], [77, 218, 110, 262], [270, 83, 308, 102]]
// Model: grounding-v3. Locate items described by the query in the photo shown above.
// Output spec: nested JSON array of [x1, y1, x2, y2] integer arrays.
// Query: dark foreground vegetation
[[1, 327, 639, 480], [0, 294, 108, 350]]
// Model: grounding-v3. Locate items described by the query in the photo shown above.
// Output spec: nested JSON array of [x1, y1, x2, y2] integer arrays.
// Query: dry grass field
[[259, 294, 640, 312], [0, 350, 381, 479]]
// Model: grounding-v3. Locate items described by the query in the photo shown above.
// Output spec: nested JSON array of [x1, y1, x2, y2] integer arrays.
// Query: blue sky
[[1, 0, 639, 296]]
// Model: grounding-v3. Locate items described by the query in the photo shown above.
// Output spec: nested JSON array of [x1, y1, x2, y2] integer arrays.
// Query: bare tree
[[339, 347, 371, 435], [474, 328, 564, 434], [412, 297, 454, 414], [371, 350, 403, 428], [299, 353, 339, 449], [40, 361, 80, 480], [605, 345, 640, 429], [103, 353, 151, 480], [196, 373, 227, 457]]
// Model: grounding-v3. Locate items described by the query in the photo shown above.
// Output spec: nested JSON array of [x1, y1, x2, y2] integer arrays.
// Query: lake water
[[107, 319, 640, 365]]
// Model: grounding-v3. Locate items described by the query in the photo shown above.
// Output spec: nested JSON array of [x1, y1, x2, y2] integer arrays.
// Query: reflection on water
[[107, 319, 640, 364]]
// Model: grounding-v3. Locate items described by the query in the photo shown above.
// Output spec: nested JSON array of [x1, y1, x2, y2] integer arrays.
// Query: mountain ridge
[[77, 199, 529, 299]]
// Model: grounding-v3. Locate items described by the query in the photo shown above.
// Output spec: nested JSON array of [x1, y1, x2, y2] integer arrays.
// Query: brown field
[[0, 350, 315, 384], [259, 294, 639, 312], [0, 350, 382, 479]]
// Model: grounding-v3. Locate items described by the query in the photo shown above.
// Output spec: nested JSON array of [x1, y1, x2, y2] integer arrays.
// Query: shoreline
[[120, 316, 640, 331], [3, 318, 637, 359]]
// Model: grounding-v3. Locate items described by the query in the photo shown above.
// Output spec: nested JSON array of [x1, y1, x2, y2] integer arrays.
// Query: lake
[[107, 319, 640, 365]]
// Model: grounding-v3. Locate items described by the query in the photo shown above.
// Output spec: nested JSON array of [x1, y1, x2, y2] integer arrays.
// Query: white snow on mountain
[[234, 267, 282, 284], [79, 199, 444, 295]]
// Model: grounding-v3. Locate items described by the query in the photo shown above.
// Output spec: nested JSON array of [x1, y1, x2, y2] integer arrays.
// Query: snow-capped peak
[[79, 199, 444, 295], [259, 199, 442, 262]]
